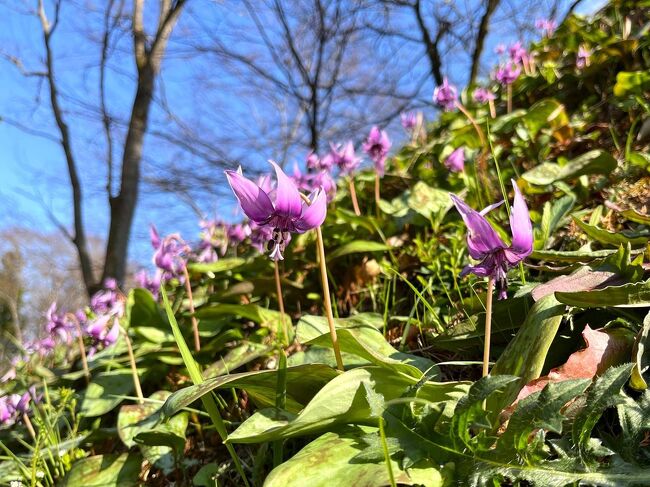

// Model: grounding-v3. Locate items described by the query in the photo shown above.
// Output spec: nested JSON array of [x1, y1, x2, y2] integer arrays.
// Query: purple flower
[[0, 396, 13, 425], [134, 269, 162, 298], [249, 221, 274, 254], [444, 148, 465, 173], [312, 170, 337, 202], [535, 18, 556, 37], [362, 126, 391, 177], [473, 88, 495, 104], [495, 64, 521, 86], [227, 223, 251, 246], [306, 151, 333, 172], [450, 180, 533, 299], [86, 315, 120, 357], [34, 336, 56, 355], [225, 161, 327, 260], [90, 279, 121, 315], [577, 45, 591, 69], [509, 42, 528, 65], [433, 77, 458, 111], [400, 112, 417, 130], [494, 44, 506, 55], [330, 141, 361, 175], [45, 302, 72, 342], [151, 225, 189, 279]]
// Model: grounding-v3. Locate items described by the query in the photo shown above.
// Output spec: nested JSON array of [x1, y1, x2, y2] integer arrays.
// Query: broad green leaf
[[194, 303, 282, 327], [572, 364, 634, 453], [523, 99, 569, 138], [79, 369, 135, 417], [490, 295, 566, 409], [555, 279, 650, 307], [406, 182, 452, 220], [298, 314, 437, 378], [187, 258, 245, 274], [620, 208, 650, 225], [227, 367, 468, 443], [265, 428, 445, 487], [160, 364, 339, 418], [614, 70, 650, 96], [531, 248, 623, 263], [62, 453, 142, 487], [573, 217, 650, 247], [630, 311, 650, 390], [523, 151, 617, 185], [522, 162, 562, 186], [328, 240, 390, 259], [127, 288, 166, 330], [202, 341, 273, 379]]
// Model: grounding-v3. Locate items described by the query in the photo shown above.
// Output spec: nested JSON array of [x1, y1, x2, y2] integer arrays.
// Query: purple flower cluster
[[362, 126, 391, 177], [433, 77, 458, 111], [495, 63, 521, 86], [473, 88, 495, 104], [444, 147, 465, 173], [151, 226, 190, 280], [535, 18, 557, 37], [0, 387, 37, 427]]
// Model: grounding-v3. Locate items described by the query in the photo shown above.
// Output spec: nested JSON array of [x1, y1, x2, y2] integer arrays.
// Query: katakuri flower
[[330, 141, 361, 175], [90, 278, 121, 315], [495, 63, 521, 86], [151, 226, 190, 279], [473, 87, 496, 104], [508, 41, 528, 65], [363, 126, 391, 177], [450, 180, 533, 299], [444, 147, 465, 173], [433, 77, 458, 111], [225, 161, 327, 261], [86, 315, 120, 357], [45, 302, 73, 341], [576, 45, 591, 69], [134, 269, 162, 298], [535, 18, 556, 37], [400, 112, 417, 130]]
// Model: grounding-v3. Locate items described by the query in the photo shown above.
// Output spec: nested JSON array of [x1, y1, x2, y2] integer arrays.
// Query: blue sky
[[0, 0, 607, 270]]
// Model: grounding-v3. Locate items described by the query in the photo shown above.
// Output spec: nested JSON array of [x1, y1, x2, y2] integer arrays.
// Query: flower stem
[[315, 226, 344, 371], [72, 318, 90, 384], [122, 326, 144, 404], [182, 266, 201, 352], [455, 101, 486, 149], [488, 99, 496, 118], [483, 278, 495, 378], [348, 177, 361, 216], [374, 173, 381, 216], [274, 260, 289, 346], [23, 413, 36, 440], [507, 85, 513, 114]]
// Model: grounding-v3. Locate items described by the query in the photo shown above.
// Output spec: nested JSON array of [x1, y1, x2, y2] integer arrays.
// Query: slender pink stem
[[374, 173, 381, 215], [348, 177, 361, 216], [507, 85, 513, 114], [70, 316, 90, 384], [122, 326, 144, 404], [316, 226, 344, 371], [483, 278, 495, 378], [488, 99, 496, 119], [455, 101, 486, 149]]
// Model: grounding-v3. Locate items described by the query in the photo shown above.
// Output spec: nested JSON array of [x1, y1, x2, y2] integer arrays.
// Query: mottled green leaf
[[62, 453, 142, 487]]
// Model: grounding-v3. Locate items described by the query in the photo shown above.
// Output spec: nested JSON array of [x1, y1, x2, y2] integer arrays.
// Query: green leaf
[[265, 428, 446, 487], [187, 258, 246, 274], [202, 341, 273, 379], [522, 162, 562, 186], [531, 248, 624, 263], [194, 303, 282, 327], [160, 364, 339, 418], [79, 369, 135, 417], [127, 288, 166, 330], [523, 150, 617, 185], [614, 70, 650, 96], [328, 241, 390, 260], [620, 208, 650, 225], [555, 279, 650, 307], [406, 182, 452, 220], [227, 367, 468, 444], [523, 99, 569, 138], [62, 453, 142, 487], [630, 311, 650, 390], [490, 295, 566, 410], [299, 314, 437, 378], [573, 217, 650, 247], [572, 364, 634, 454]]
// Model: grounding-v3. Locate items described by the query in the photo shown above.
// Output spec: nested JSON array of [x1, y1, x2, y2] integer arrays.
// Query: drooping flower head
[[90, 278, 121, 315], [400, 112, 417, 130], [134, 269, 162, 299], [45, 302, 73, 342], [444, 147, 465, 173], [85, 315, 121, 357], [362, 126, 391, 177], [450, 180, 533, 299], [495, 63, 521, 86], [306, 151, 333, 172], [433, 77, 458, 111], [508, 42, 528, 65], [330, 141, 361, 175], [312, 170, 337, 202], [473, 87, 496, 104], [150, 225, 190, 279], [535, 18, 556, 37], [225, 161, 327, 261], [576, 45, 591, 69]]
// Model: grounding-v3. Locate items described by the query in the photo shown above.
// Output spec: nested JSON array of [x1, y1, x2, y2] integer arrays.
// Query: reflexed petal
[[150, 225, 161, 249], [225, 169, 274, 223], [295, 188, 327, 232], [270, 161, 302, 218], [507, 179, 533, 261], [450, 194, 507, 260], [104, 318, 120, 346], [479, 200, 504, 216]]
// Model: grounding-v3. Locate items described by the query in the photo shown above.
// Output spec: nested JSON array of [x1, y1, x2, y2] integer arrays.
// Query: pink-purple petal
[[270, 161, 303, 218], [225, 169, 275, 224], [295, 188, 327, 233], [508, 179, 533, 258], [450, 194, 507, 260]]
